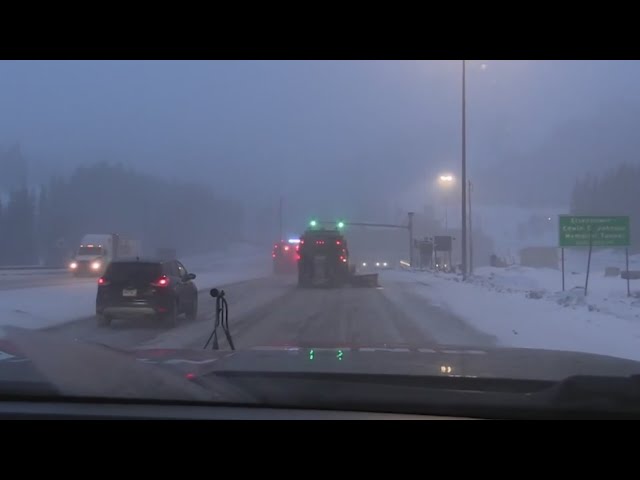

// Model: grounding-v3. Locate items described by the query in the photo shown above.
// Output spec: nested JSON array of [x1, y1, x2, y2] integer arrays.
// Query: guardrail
[[0, 266, 67, 272]]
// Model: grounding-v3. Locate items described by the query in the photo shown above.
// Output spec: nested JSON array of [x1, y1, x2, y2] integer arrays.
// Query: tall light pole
[[468, 180, 473, 274], [278, 196, 283, 241], [461, 60, 468, 279], [408, 212, 415, 268]]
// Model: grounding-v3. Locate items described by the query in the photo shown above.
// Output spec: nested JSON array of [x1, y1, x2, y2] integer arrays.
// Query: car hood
[[2, 327, 640, 402], [130, 343, 640, 382]]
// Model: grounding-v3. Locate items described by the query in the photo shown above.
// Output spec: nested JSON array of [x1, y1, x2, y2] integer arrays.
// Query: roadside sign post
[[561, 248, 565, 292], [584, 228, 593, 296], [559, 215, 631, 297], [626, 247, 631, 297]]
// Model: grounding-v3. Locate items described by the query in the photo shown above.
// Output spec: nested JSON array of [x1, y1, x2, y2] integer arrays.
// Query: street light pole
[[278, 196, 283, 241], [444, 193, 448, 232], [461, 59, 468, 279], [408, 212, 415, 268], [468, 180, 473, 274]]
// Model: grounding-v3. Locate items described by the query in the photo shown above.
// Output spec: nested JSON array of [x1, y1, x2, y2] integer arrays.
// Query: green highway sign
[[559, 215, 630, 247]]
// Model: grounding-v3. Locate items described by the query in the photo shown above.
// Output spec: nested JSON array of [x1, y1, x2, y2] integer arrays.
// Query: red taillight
[[336, 240, 341, 245], [98, 277, 110, 286], [296, 254, 301, 261], [151, 275, 170, 287], [186, 372, 196, 380], [284, 246, 290, 251], [272, 253, 276, 258]]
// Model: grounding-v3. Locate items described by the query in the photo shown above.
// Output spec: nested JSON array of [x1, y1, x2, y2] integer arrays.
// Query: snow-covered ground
[[384, 249, 640, 361], [0, 245, 271, 330]]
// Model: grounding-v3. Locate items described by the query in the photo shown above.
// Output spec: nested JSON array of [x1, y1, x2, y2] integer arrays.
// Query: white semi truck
[[69, 233, 141, 276]]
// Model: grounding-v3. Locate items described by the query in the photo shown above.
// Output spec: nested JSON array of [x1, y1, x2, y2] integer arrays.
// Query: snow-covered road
[[3, 244, 640, 363]]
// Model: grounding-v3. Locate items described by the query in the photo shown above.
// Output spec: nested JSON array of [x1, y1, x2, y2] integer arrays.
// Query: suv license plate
[[122, 289, 137, 297]]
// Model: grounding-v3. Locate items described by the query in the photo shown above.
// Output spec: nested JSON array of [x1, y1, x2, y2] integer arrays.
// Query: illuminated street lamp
[[439, 174, 454, 183]]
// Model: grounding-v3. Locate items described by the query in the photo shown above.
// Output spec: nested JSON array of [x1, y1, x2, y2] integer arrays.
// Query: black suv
[[95, 258, 198, 327]]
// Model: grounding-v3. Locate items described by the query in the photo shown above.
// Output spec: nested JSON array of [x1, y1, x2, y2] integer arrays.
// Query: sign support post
[[585, 229, 593, 296], [627, 247, 631, 297], [561, 248, 565, 292]]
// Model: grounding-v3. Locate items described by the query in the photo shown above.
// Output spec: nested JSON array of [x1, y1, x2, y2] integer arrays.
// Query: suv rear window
[[104, 262, 162, 282]]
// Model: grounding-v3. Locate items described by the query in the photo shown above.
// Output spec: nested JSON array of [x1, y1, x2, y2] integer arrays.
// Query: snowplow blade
[[349, 273, 379, 288]]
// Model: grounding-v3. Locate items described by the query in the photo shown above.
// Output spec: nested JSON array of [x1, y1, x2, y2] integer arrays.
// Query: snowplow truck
[[297, 228, 378, 288]]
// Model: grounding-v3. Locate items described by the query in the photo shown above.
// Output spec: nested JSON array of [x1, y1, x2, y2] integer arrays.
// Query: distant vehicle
[[434, 259, 452, 273], [95, 258, 198, 328], [69, 233, 141, 276], [273, 240, 299, 274], [297, 228, 350, 287], [358, 259, 392, 270]]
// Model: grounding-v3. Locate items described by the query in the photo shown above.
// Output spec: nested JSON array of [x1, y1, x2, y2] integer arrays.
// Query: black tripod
[[203, 288, 235, 350]]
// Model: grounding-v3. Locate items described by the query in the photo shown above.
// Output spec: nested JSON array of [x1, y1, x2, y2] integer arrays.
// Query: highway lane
[[47, 271, 497, 352]]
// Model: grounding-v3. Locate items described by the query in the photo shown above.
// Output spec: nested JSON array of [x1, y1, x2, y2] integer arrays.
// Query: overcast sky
[[2, 60, 640, 227]]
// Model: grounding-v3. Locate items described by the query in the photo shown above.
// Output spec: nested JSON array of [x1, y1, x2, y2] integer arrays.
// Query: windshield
[[104, 263, 162, 283], [2, 59, 640, 414], [77, 246, 103, 256]]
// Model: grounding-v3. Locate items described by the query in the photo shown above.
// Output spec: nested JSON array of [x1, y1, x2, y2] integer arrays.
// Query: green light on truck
[[309, 349, 314, 360], [337, 349, 343, 361], [337, 221, 345, 229], [309, 220, 317, 228]]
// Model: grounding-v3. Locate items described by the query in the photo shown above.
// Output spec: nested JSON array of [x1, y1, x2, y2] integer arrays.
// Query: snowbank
[[383, 264, 640, 361]]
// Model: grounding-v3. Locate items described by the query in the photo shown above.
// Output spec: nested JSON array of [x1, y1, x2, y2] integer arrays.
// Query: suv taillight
[[151, 275, 170, 287], [98, 277, 110, 286]]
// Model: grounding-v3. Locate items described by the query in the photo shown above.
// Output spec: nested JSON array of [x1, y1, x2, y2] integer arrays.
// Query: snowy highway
[[44, 273, 497, 352], [4, 246, 640, 363]]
